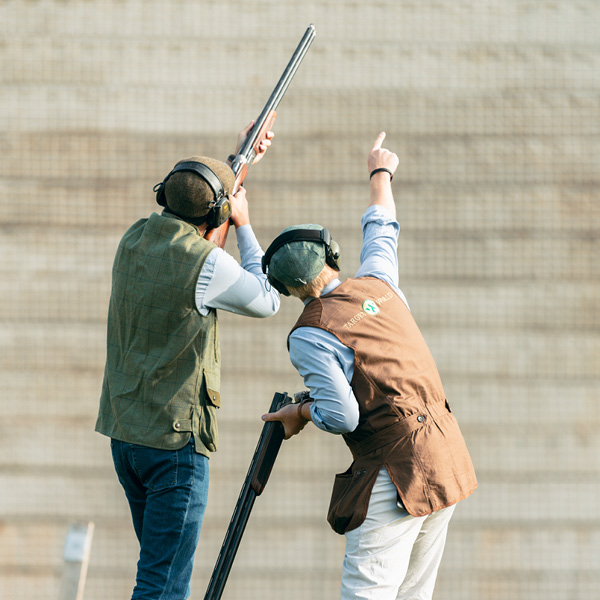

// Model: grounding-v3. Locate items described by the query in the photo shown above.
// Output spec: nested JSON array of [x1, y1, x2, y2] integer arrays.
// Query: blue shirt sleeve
[[287, 204, 409, 434], [356, 204, 409, 309], [195, 225, 280, 318], [355, 204, 400, 286], [288, 328, 359, 434]]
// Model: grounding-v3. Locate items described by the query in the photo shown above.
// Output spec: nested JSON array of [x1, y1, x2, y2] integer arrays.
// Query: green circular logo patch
[[362, 299, 380, 315]]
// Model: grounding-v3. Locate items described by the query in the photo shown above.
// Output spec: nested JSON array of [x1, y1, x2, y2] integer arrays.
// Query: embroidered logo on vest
[[362, 299, 380, 315], [343, 292, 395, 330]]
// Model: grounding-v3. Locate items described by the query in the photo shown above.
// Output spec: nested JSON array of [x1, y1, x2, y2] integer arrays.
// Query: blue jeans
[[111, 437, 209, 600]]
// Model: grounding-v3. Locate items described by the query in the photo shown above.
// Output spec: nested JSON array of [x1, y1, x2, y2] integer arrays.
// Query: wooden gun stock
[[204, 24, 316, 248], [203, 111, 277, 249]]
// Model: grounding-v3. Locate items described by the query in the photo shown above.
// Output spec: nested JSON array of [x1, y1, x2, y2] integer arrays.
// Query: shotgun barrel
[[230, 23, 317, 183], [205, 24, 316, 247], [203, 391, 310, 600]]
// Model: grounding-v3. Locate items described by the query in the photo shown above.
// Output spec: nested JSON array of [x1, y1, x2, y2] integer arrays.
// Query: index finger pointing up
[[372, 131, 386, 150]]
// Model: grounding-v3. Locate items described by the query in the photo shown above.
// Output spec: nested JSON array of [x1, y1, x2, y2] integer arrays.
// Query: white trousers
[[341, 467, 455, 600]]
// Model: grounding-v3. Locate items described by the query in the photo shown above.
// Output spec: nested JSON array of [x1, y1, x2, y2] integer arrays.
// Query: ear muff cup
[[204, 195, 232, 229], [327, 239, 341, 270]]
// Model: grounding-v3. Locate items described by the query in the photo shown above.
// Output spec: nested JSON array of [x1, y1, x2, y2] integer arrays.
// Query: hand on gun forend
[[228, 186, 250, 229], [261, 402, 308, 440], [235, 120, 275, 164]]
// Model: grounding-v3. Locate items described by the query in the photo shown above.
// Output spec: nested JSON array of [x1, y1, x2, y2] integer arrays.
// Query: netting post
[[58, 521, 95, 600]]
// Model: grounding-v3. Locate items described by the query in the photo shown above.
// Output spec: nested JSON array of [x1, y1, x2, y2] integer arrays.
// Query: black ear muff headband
[[153, 161, 232, 228], [261, 228, 341, 296]]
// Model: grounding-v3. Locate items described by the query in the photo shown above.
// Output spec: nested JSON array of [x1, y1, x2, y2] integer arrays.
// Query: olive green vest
[[95, 212, 221, 456]]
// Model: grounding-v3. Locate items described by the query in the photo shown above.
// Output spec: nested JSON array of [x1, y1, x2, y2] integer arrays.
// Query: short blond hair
[[286, 265, 339, 301]]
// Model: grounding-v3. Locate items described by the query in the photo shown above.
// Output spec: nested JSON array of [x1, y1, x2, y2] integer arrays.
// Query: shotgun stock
[[203, 391, 311, 600], [204, 24, 316, 248]]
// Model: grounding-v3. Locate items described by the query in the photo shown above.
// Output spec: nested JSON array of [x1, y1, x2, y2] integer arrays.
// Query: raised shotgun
[[204, 24, 316, 248]]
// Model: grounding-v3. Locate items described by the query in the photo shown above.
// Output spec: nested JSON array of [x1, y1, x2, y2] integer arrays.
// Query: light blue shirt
[[289, 205, 408, 434], [195, 224, 280, 318]]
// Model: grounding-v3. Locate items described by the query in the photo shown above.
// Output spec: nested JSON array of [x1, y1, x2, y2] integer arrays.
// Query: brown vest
[[290, 277, 477, 534]]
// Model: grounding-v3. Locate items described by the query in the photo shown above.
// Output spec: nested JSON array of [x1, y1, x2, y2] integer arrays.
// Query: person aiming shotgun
[[262, 132, 477, 600], [95, 122, 279, 600], [96, 24, 315, 599]]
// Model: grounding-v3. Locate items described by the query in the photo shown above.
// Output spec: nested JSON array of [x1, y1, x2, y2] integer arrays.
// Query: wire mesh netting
[[1, 2, 599, 599]]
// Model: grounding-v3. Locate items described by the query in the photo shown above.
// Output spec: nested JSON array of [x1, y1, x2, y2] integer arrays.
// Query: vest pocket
[[195, 370, 220, 453], [203, 370, 221, 408], [327, 463, 380, 535]]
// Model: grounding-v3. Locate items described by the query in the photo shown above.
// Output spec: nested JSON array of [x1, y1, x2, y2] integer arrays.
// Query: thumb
[[371, 131, 386, 151]]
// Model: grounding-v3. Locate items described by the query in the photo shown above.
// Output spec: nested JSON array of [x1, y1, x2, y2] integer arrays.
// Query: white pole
[[58, 521, 95, 600]]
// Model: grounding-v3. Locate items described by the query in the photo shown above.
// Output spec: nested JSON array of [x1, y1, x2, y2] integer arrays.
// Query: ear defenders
[[153, 161, 232, 228], [261, 228, 341, 296]]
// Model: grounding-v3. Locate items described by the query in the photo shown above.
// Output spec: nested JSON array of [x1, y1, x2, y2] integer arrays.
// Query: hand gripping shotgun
[[203, 391, 311, 600], [204, 24, 316, 248]]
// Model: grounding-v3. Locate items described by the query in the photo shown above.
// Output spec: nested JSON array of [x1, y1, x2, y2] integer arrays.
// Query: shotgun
[[204, 24, 316, 248], [203, 390, 311, 600]]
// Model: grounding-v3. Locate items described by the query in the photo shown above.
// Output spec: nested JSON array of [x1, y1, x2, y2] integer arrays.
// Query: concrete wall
[[1, 1, 599, 599]]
